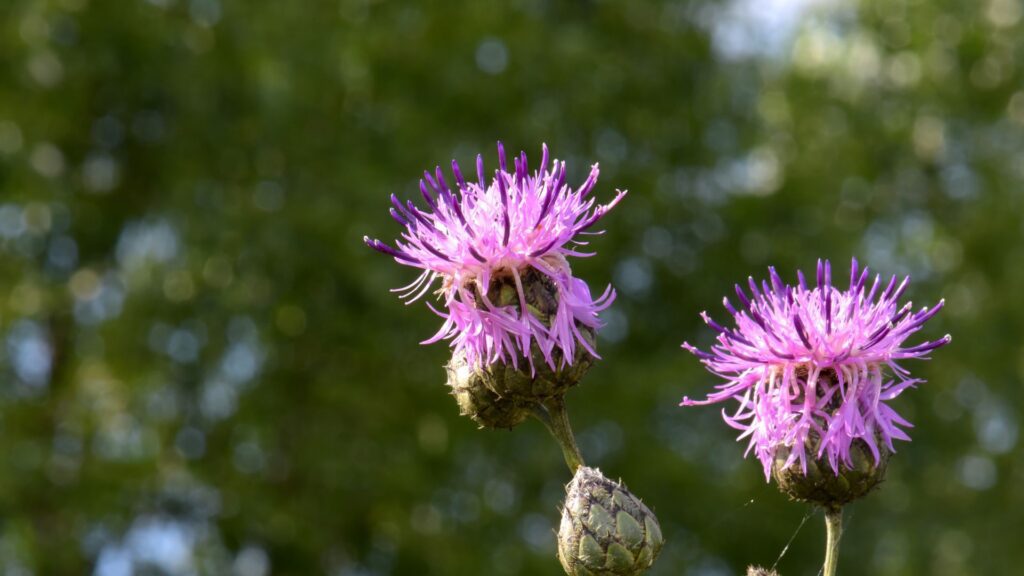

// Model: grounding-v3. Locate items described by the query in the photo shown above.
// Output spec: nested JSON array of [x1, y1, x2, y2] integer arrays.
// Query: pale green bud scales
[[558, 467, 663, 576]]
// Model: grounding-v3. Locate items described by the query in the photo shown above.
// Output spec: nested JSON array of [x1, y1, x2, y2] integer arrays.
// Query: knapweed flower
[[365, 142, 624, 372], [681, 258, 951, 482]]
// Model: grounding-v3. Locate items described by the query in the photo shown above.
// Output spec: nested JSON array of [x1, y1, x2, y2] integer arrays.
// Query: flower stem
[[530, 397, 585, 473], [822, 507, 843, 576]]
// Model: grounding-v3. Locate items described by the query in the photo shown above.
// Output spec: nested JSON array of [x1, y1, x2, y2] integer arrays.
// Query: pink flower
[[681, 259, 951, 479], [366, 142, 625, 370]]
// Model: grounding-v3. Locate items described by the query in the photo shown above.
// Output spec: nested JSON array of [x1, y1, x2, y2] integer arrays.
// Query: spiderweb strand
[[772, 509, 814, 571]]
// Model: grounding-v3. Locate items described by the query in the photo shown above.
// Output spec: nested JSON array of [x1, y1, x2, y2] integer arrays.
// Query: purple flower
[[365, 142, 625, 370], [681, 258, 951, 479]]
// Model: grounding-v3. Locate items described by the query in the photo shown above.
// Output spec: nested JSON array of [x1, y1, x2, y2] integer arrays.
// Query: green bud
[[558, 467, 663, 576], [446, 350, 531, 429], [772, 434, 890, 508]]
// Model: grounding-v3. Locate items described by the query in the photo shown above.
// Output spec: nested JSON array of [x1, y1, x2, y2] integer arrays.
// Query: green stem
[[822, 507, 843, 576], [530, 397, 585, 473]]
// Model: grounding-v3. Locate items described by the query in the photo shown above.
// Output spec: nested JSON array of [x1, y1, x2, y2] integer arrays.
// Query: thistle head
[[681, 258, 951, 484], [446, 350, 531, 429], [366, 142, 624, 373], [557, 467, 663, 576]]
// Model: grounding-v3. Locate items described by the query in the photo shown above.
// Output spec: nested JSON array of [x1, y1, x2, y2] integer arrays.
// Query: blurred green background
[[0, 0, 1021, 574]]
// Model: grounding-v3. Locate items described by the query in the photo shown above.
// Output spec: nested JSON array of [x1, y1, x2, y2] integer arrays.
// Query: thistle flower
[[558, 467, 663, 576], [681, 258, 951, 484], [365, 142, 624, 372]]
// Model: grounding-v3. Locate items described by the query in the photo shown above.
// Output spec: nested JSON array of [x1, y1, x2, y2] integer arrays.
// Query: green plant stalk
[[823, 507, 843, 576], [531, 397, 585, 473]]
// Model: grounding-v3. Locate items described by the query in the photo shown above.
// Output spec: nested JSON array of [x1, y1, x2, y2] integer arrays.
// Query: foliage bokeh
[[0, 0, 1021, 574]]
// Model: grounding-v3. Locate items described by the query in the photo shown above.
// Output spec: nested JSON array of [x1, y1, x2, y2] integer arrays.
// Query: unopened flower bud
[[446, 350, 531, 429], [772, 433, 890, 508], [558, 467, 663, 576]]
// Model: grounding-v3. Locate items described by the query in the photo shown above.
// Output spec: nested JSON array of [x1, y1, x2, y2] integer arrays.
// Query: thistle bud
[[557, 467, 663, 576], [446, 350, 531, 429], [772, 433, 891, 508]]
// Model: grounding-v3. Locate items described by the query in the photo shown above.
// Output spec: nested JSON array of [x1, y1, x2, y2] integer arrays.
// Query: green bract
[[558, 467, 663, 576], [773, 433, 891, 508]]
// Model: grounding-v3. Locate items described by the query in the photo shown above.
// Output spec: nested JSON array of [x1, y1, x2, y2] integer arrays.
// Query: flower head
[[681, 258, 950, 480], [558, 466, 663, 576], [365, 142, 625, 370]]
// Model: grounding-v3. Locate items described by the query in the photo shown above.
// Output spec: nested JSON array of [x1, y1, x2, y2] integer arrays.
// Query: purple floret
[[366, 142, 625, 371], [681, 258, 950, 480]]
